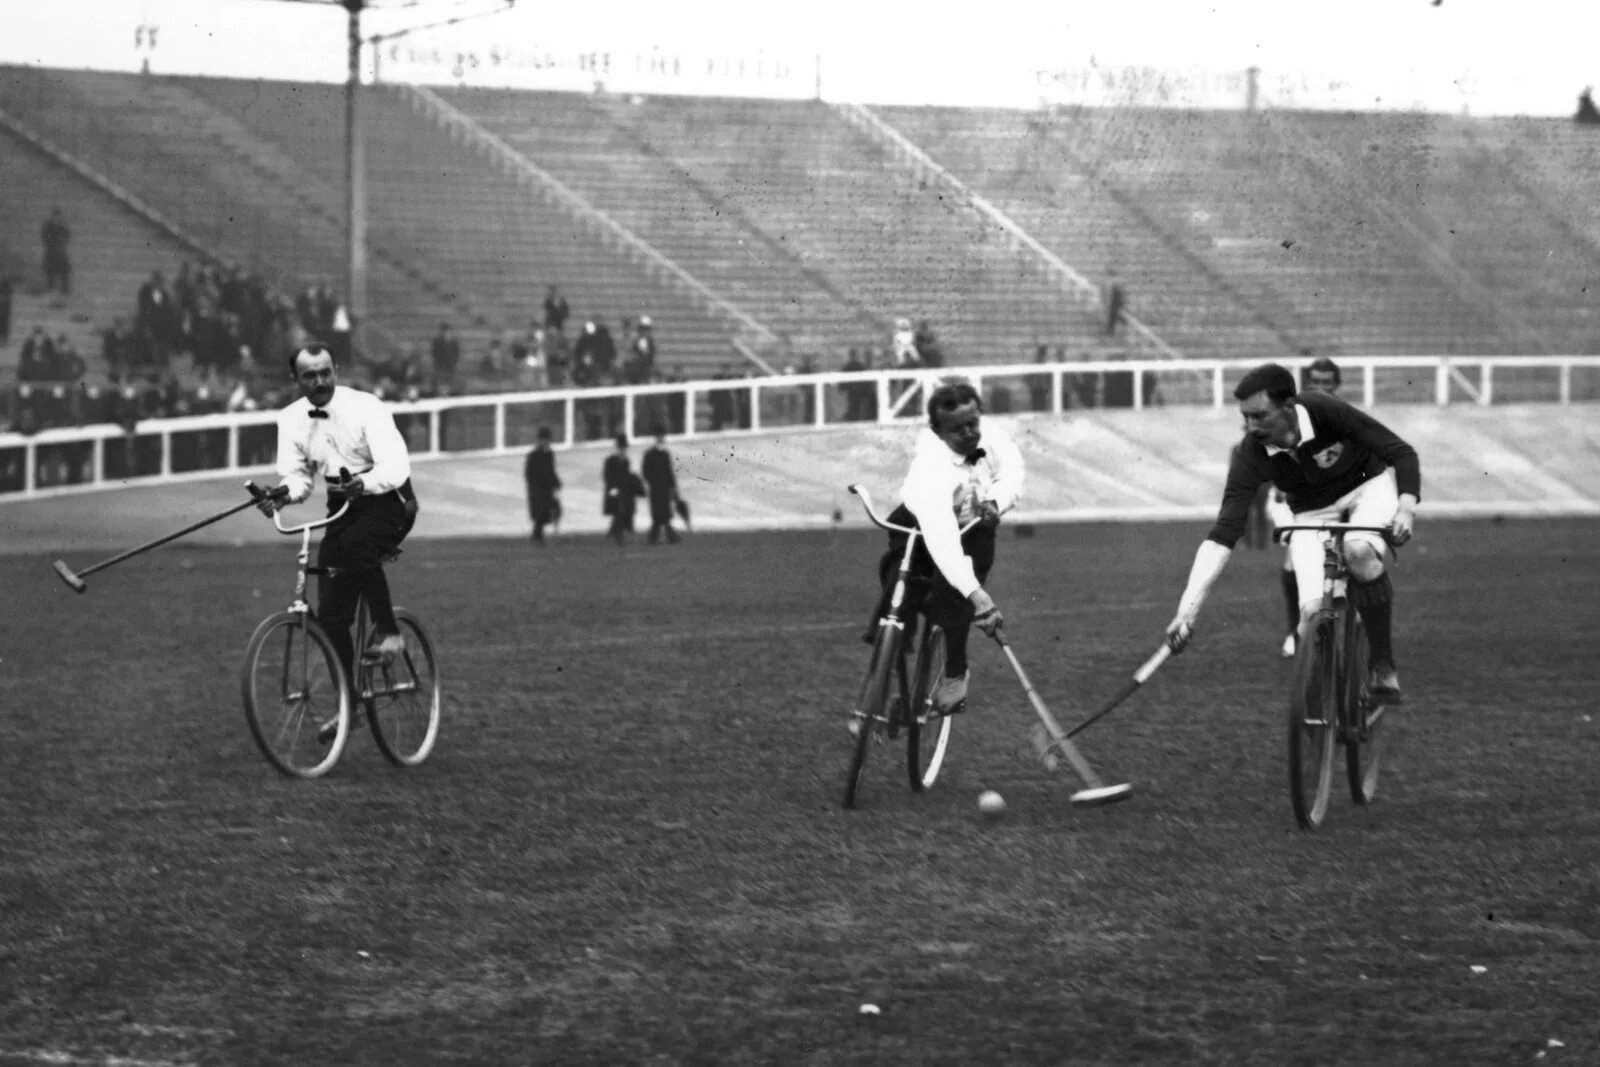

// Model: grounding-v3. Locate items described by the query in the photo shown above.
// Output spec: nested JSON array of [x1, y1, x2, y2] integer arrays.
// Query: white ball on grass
[[978, 790, 1006, 816]]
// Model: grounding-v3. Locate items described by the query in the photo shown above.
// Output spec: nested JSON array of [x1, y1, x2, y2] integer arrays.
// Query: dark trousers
[[647, 491, 678, 543], [607, 508, 635, 543], [317, 487, 416, 682], [871, 504, 996, 677]]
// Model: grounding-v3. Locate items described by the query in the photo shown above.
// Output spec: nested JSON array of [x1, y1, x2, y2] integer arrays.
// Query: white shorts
[[1283, 469, 1398, 609]]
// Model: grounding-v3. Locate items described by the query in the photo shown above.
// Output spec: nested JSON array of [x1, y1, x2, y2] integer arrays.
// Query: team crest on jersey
[[1312, 442, 1344, 469]]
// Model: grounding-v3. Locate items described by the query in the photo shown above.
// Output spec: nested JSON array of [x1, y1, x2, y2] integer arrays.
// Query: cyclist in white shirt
[[866, 380, 1023, 714]]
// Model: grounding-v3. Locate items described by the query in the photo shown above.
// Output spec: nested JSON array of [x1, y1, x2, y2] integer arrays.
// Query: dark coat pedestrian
[[640, 430, 680, 545], [524, 427, 562, 543], [601, 434, 644, 545]]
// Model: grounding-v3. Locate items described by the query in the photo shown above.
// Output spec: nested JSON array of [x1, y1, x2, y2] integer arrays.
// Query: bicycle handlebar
[[1273, 522, 1394, 545], [246, 481, 351, 535], [848, 483, 983, 536]]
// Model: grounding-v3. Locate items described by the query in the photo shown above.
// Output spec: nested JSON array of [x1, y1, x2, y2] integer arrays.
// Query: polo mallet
[[991, 628, 1133, 806], [1064, 642, 1174, 740], [52, 490, 266, 593]]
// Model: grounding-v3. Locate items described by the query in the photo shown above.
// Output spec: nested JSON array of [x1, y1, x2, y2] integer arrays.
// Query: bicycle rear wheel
[[906, 623, 952, 792], [1343, 613, 1383, 805], [1288, 613, 1338, 829], [364, 608, 441, 767], [242, 612, 350, 779], [844, 625, 903, 809]]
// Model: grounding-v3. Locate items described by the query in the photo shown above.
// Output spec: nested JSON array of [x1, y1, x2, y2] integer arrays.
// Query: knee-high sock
[[1351, 572, 1394, 665], [1280, 568, 1299, 635]]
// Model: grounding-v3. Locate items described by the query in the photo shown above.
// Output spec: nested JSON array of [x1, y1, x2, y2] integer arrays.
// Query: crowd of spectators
[[5, 252, 346, 435], [368, 285, 676, 403]]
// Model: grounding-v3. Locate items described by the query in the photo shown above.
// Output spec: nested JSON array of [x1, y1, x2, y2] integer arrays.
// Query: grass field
[[2, 517, 1598, 1065]]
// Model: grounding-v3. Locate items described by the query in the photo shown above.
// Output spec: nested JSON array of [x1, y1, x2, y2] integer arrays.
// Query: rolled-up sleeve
[[901, 452, 980, 598], [360, 397, 411, 495]]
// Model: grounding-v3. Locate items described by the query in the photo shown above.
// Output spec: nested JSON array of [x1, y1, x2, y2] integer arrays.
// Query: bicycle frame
[[1276, 521, 1392, 826], [851, 483, 981, 645]]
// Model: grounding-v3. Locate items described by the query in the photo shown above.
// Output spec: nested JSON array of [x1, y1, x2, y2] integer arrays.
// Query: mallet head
[[52, 560, 87, 594], [1070, 782, 1134, 807]]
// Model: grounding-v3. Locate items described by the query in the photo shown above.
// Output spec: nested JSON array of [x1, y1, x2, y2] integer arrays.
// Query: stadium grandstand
[[3, 50, 1600, 501]]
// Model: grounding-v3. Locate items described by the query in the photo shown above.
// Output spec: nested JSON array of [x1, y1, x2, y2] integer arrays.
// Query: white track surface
[[2, 405, 1596, 555]]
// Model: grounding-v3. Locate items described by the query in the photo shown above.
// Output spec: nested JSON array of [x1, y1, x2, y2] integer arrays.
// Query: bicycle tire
[[241, 611, 350, 779], [1343, 612, 1383, 805], [1287, 612, 1338, 829], [365, 609, 442, 767], [844, 626, 903, 810], [906, 623, 952, 792]]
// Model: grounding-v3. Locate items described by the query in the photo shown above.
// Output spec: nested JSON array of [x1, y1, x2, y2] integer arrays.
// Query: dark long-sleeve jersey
[[1207, 391, 1421, 549]]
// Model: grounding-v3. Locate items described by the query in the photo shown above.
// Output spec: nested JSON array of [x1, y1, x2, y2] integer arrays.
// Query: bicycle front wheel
[[1343, 613, 1383, 805], [844, 625, 903, 810], [242, 612, 350, 779], [364, 608, 441, 767], [1288, 613, 1338, 829], [907, 623, 952, 792]]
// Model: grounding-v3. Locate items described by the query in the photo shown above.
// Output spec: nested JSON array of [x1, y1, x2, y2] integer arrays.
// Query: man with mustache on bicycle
[[867, 380, 1023, 716], [1166, 362, 1420, 703], [255, 344, 419, 694]]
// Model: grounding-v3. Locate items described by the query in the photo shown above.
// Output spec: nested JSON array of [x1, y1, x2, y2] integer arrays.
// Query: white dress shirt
[[899, 418, 1024, 598], [275, 386, 412, 504]]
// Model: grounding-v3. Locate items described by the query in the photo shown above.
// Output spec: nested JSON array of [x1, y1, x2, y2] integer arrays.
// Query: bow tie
[[963, 448, 987, 466], [309, 408, 330, 419]]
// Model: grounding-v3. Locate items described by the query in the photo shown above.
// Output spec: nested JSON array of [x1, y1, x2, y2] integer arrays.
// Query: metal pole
[[345, 0, 368, 359]]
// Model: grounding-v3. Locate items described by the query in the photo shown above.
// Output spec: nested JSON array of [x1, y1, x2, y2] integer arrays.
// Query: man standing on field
[[1166, 362, 1419, 702]]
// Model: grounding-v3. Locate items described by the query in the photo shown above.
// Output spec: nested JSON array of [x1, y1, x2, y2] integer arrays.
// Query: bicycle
[[240, 483, 441, 779], [1274, 521, 1393, 829], [842, 484, 981, 810]]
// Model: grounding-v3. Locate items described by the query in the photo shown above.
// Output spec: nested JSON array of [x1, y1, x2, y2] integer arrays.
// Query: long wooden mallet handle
[[52, 495, 264, 593], [992, 630, 1108, 792], [1065, 644, 1173, 740]]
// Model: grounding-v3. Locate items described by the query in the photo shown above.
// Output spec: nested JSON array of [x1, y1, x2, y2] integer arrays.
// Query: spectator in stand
[[53, 334, 85, 382], [1103, 269, 1128, 337], [573, 321, 604, 386], [840, 348, 872, 423], [430, 322, 461, 390], [545, 328, 570, 389], [891, 317, 920, 367], [41, 207, 71, 296], [329, 302, 353, 364], [9, 386, 42, 436], [137, 270, 179, 361], [18, 327, 53, 382], [0, 275, 13, 343], [543, 285, 570, 335], [626, 315, 658, 385], [914, 319, 944, 367], [479, 337, 506, 378]]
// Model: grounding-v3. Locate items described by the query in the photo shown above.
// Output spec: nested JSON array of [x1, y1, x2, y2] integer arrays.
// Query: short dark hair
[[1233, 363, 1297, 404], [1304, 357, 1342, 386], [926, 379, 982, 427], [536, 426, 552, 441], [288, 343, 333, 379]]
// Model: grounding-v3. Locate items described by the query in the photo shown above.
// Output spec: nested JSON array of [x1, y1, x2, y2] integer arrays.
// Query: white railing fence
[[3, 355, 1598, 499]]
